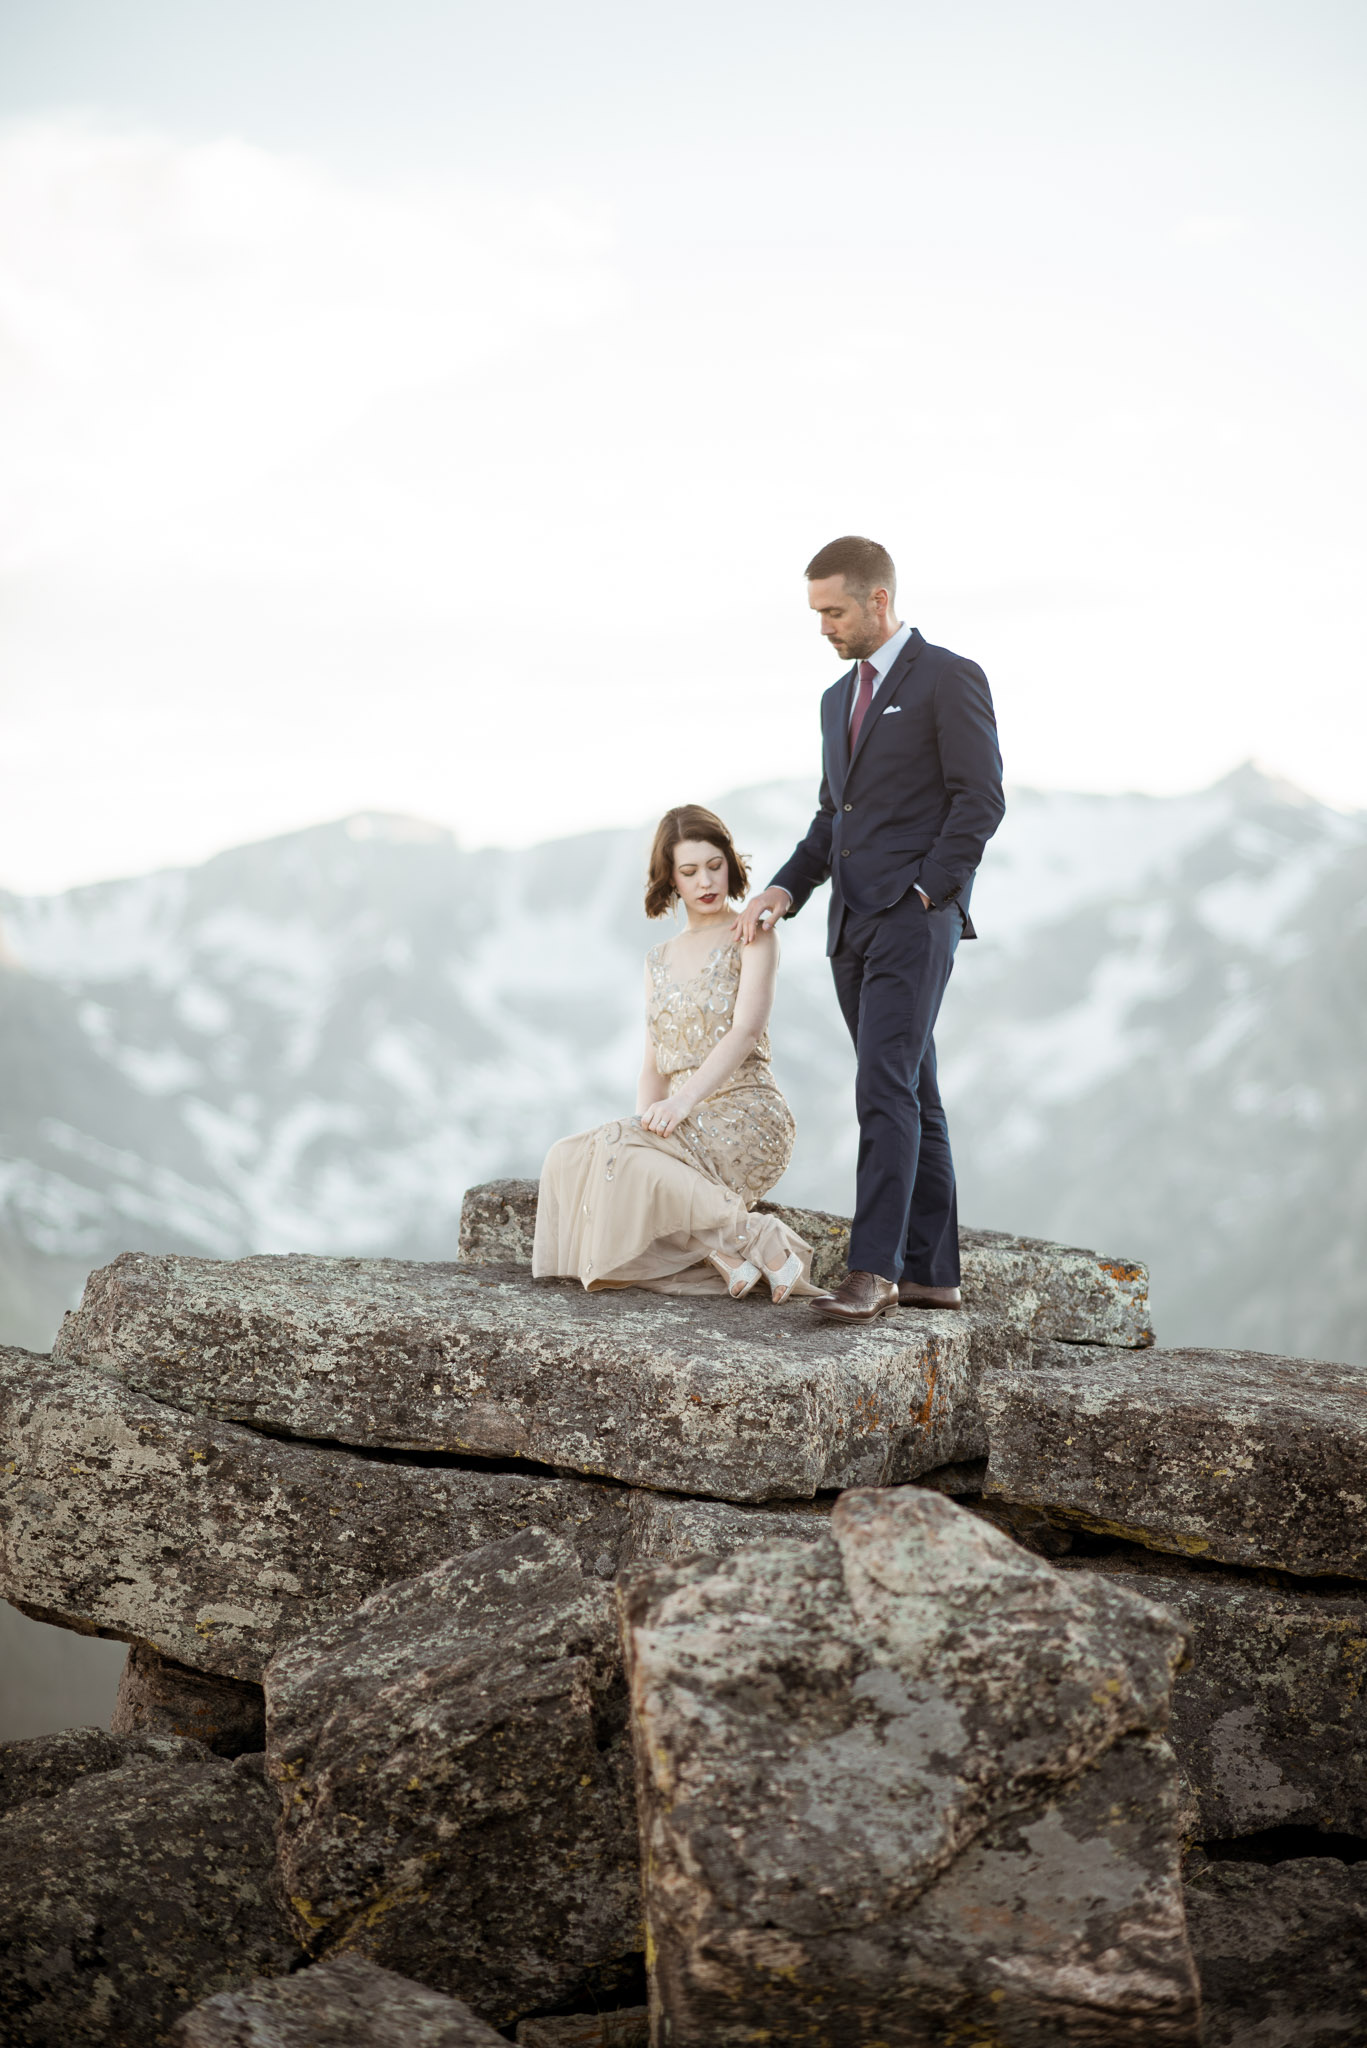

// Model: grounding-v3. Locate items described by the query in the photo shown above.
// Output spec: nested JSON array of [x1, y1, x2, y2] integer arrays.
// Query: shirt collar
[[858, 619, 912, 684]]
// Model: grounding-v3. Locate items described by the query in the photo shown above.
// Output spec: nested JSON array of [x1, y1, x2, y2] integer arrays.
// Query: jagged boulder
[[982, 1344, 1367, 1577], [0, 1347, 627, 1680], [618, 1486, 1199, 2046], [458, 1177, 1155, 1344], [175, 1954, 505, 2046], [0, 1724, 204, 1811], [1185, 1856, 1367, 2045], [54, 1254, 974, 1500], [266, 1527, 641, 2027], [113, 1644, 266, 1757], [1060, 1550, 1367, 1839], [0, 1745, 297, 2046]]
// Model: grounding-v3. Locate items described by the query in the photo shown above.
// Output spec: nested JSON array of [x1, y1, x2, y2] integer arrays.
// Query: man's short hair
[[804, 536, 896, 601]]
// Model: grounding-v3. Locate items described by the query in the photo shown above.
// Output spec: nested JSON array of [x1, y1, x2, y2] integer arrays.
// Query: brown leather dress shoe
[[812, 1270, 899, 1321], [897, 1281, 963, 1309]]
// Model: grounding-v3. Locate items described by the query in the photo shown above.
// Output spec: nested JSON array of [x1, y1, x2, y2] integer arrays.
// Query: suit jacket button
[[843, 803, 853, 812], [840, 847, 851, 857]]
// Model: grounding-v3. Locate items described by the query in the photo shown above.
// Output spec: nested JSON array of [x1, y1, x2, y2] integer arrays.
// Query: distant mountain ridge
[[2, 765, 1364, 1364]]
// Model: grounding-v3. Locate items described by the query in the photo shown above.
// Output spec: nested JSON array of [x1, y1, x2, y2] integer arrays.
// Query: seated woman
[[533, 803, 824, 1301]]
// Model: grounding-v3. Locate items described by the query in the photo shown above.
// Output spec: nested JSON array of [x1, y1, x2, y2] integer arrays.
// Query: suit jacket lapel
[[825, 667, 855, 794], [847, 630, 923, 777]]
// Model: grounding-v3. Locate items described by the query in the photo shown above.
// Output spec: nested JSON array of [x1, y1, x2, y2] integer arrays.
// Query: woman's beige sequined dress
[[532, 939, 819, 1294]]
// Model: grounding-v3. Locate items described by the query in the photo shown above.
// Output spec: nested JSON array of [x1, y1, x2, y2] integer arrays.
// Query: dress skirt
[[532, 1081, 819, 1297]]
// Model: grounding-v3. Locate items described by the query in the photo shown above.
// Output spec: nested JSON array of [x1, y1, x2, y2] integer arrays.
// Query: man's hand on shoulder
[[732, 887, 793, 944]]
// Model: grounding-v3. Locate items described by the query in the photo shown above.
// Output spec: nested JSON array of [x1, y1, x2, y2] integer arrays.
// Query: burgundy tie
[[850, 659, 877, 749]]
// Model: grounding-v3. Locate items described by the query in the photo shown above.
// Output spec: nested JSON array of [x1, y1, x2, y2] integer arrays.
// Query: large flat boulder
[[1185, 1857, 1367, 2046], [0, 1347, 628, 1681], [459, 1177, 1155, 1344], [55, 1254, 974, 1501], [1060, 1550, 1367, 1839], [982, 1344, 1367, 1578], [267, 1527, 641, 2028], [618, 1486, 1199, 2045], [0, 1746, 297, 2046], [175, 1955, 505, 2046]]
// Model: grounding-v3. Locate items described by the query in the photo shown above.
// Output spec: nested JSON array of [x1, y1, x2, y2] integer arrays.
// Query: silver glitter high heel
[[763, 1252, 804, 1304], [708, 1250, 762, 1299]]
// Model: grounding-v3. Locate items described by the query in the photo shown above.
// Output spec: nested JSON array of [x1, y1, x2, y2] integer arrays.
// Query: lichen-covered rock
[[1185, 1857, 1367, 2046], [267, 1527, 641, 2028], [175, 1954, 505, 2046], [0, 1723, 203, 1813], [618, 1486, 1199, 2046], [959, 1226, 1154, 1344], [1060, 1550, 1367, 1839], [0, 1748, 298, 2046], [515, 2011, 649, 2047], [458, 1178, 1155, 1344], [113, 1644, 266, 1757], [982, 1344, 1367, 1578], [55, 1255, 972, 1501], [621, 1487, 830, 1566], [0, 1348, 628, 1680], [457, 1177, 547, 1268]]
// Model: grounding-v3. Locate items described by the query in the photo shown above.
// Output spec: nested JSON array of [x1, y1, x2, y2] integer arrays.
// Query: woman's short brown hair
[[644, 805, 749, 920]]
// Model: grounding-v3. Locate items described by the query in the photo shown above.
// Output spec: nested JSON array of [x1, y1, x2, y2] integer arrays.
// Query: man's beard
[[835, 623, 880, 660]]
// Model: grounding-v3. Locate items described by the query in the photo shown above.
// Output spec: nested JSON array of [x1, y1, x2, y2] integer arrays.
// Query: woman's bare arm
[[638, 934, 779, 1135]]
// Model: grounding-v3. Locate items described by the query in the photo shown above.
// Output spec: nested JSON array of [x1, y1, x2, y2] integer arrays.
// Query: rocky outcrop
[[1060, 1550, 1367, 1839], [0, 1743, 297, 2046], [982, 1343, 1367, 1577], [175, 1955, 505, 2047], [13, 1185, 1367, 2042], [267, 1528, 641, 2027], [112, 1644, 266, 1757], [0, 1346, 627, 1680], [54, 1254, 976, 1500], [618, 1486, 1199, 2046], [458, 1179, 1156, 1346], [1185, 1856, 1367, 2046]]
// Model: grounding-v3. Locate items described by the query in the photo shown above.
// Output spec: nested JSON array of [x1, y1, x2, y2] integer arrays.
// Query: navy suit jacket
[[770, 628, 1005, 956]]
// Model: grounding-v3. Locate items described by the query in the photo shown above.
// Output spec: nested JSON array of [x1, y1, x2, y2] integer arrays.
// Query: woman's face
[[672, 838, 730, 919]]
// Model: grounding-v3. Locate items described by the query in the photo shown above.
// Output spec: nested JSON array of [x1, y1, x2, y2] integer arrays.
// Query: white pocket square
[[882, 704, 902, 714]]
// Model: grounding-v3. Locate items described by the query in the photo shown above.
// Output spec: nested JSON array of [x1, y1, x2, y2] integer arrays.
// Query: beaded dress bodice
[[643, 939, 793, 1207], [646, 941, 772, 1080]]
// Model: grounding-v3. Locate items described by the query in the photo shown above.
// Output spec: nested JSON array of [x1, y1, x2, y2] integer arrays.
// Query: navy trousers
[[829, 891, 963, 1286]]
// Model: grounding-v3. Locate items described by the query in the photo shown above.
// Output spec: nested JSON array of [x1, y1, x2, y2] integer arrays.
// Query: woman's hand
[[639, 1094, 691, 1138]]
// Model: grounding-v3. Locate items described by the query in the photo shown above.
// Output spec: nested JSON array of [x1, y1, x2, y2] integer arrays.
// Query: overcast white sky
[[1, 0, 1363, 892]]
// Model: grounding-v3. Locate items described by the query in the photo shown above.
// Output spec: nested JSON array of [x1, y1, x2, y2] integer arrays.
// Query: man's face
[[807, 574, 889, 661]]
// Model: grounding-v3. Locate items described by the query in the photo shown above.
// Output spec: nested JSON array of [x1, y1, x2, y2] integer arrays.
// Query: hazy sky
[[1, 1, 1363, 891]]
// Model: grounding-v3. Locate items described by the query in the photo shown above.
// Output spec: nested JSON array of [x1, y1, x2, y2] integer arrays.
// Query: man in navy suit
[[736, 536, 1005, 1321]]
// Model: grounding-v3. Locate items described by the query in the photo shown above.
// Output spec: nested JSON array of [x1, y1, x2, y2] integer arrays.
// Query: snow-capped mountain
[[2, 766, 1363, 1364]]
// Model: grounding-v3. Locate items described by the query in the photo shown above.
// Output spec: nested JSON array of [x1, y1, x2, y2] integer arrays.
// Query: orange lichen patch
[[909, 1362, 940, 1433], [1099, 1261, 1145, 1284], [849, 1392, 885, 1435]]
